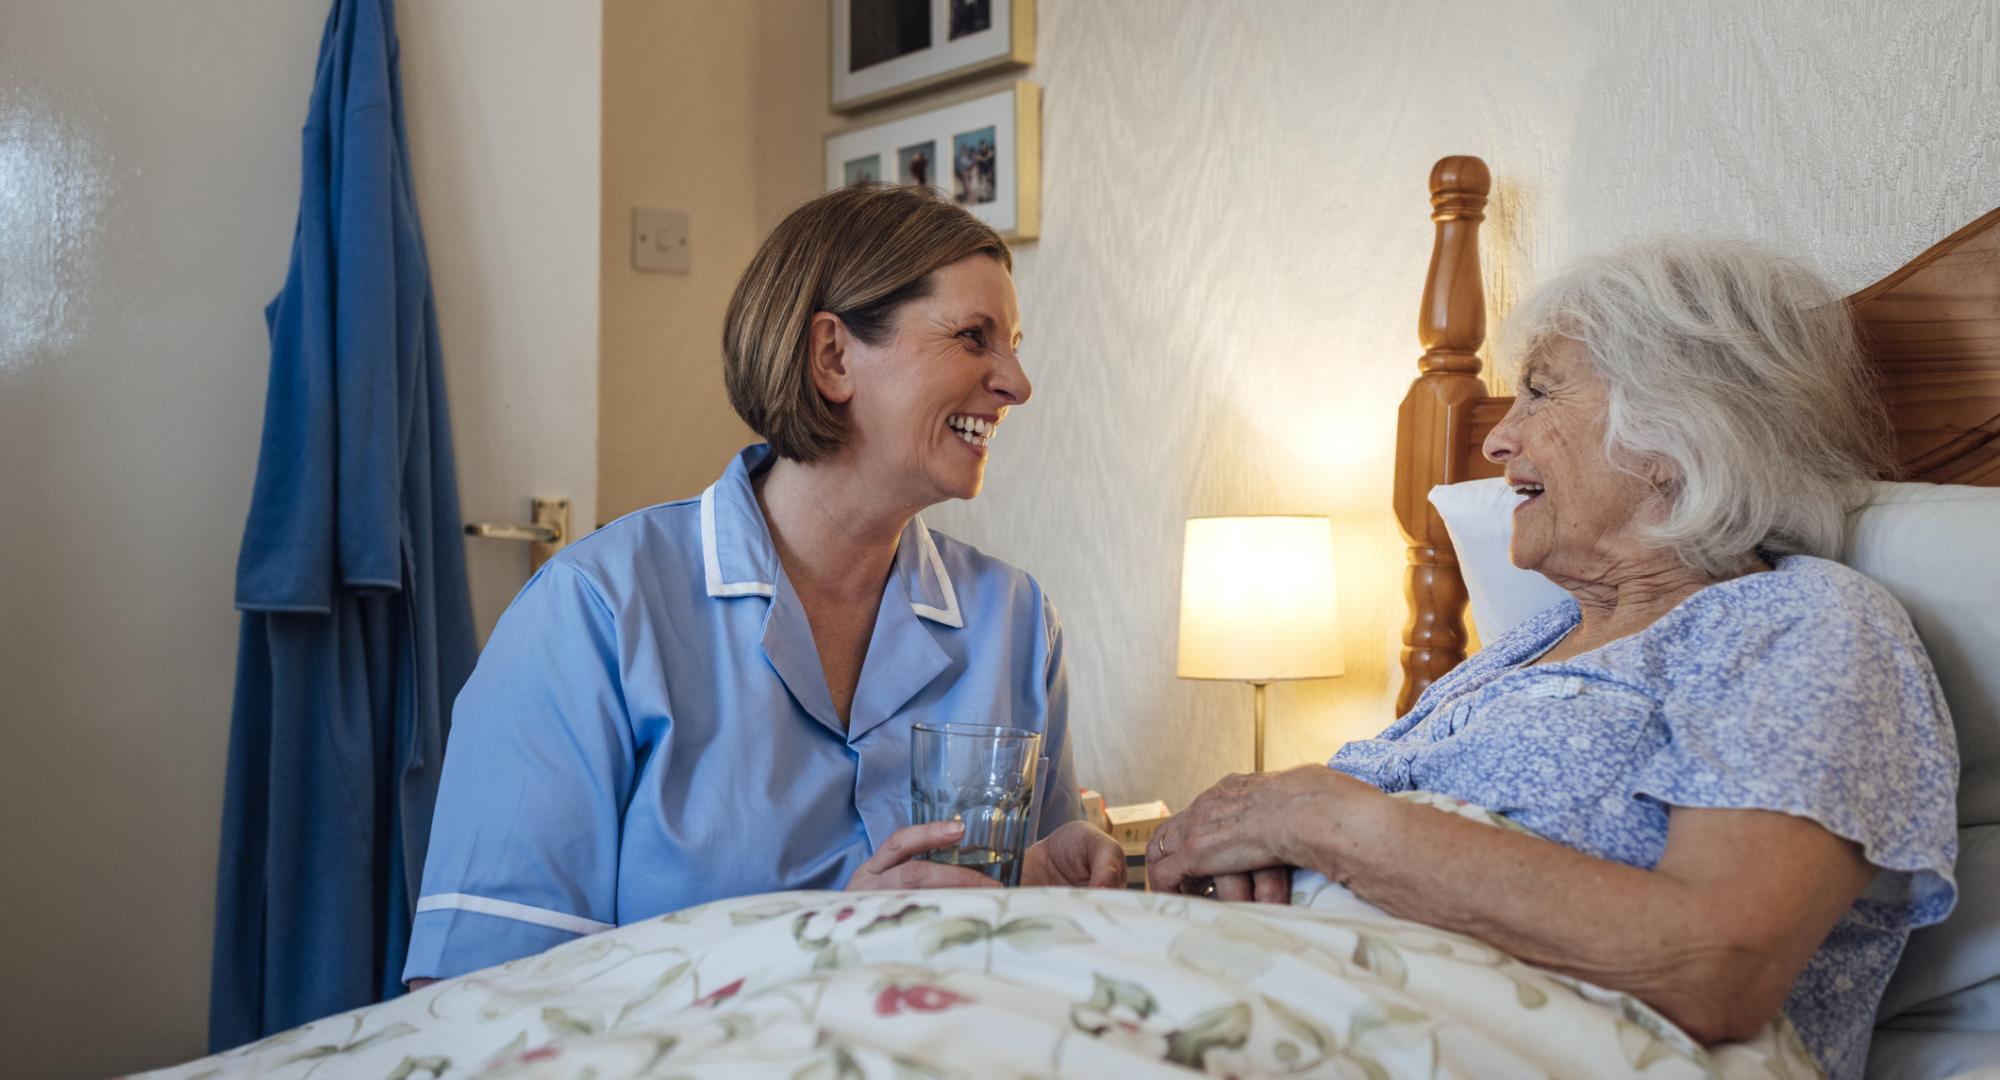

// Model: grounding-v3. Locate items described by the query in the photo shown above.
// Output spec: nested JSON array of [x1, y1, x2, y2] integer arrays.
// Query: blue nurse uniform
[[404, 444, 1082, 980]]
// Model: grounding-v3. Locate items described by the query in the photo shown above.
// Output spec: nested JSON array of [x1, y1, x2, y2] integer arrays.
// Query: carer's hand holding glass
[[845, 724, 1124, 891]]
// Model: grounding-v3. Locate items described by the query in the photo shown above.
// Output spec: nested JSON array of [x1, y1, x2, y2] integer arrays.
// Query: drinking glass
[[910, 723, 1042, 886]]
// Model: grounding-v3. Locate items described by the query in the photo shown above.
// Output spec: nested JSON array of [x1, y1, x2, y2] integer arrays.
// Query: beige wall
[[0, 3, 599, 1075], [750, 2, 851, 226], [600, 2, 756, 518], [600, 0, 858, 519], [603, 0, 2000, 813]]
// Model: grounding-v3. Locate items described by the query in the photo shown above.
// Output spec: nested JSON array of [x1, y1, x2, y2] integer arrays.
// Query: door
[[0, 3, 600, 1076]]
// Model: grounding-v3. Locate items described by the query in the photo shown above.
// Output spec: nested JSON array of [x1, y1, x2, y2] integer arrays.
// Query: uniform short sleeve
[[1036, 590, 1083, 838], [1626, 564, 1959, 929], [403, 561, 635, 981]]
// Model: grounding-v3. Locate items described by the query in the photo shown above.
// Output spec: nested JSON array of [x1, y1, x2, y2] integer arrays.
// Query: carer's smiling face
[[843, 254, 1029, 507], [1481, 339, 1662, 585]]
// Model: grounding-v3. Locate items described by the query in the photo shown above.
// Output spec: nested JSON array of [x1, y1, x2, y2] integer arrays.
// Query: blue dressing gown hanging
[[209, 0, 475, 1050]]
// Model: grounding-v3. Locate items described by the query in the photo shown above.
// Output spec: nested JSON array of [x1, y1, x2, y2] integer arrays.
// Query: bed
[[146, 159, 2000, 1079]]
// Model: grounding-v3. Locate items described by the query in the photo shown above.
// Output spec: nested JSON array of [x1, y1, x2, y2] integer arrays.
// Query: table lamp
[[1176, 516, 1345, 772]]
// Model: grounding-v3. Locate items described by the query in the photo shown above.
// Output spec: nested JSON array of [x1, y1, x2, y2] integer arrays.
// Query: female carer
[[405, 184, 1124, 984]]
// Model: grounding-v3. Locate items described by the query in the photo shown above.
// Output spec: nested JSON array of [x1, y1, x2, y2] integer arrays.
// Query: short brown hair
[[723, 183, 1012, 461]]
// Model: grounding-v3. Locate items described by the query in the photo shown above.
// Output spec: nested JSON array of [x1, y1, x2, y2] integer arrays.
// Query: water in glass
[[910, 723, 1040, 887]]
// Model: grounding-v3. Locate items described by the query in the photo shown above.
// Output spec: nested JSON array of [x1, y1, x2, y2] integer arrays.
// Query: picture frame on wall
[[831, 0, 1034, 113], [825, 81, 1041, 240]]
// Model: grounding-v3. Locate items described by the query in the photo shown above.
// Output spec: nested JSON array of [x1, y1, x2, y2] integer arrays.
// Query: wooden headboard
[[1393, 155, 2000, 713]]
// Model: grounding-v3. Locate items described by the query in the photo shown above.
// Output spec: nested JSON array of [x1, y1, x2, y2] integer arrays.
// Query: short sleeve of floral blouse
[[1623, 558, 1960, 928]]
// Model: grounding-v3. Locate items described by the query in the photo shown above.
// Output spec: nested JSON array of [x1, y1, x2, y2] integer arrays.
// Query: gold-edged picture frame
[[831, 0, 1034, 114], [825, 81, 1041, 241]]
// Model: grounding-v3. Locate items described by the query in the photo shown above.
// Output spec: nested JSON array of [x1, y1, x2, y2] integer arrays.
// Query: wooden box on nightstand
[[1106, 800, 1170, 890]]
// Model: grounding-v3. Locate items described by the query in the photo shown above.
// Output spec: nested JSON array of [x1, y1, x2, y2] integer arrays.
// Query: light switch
[[633, 207, 691, 274]]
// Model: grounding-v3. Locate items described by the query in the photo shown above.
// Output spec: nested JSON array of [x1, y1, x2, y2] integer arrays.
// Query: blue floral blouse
[[1330, 555, 1958, 1080]]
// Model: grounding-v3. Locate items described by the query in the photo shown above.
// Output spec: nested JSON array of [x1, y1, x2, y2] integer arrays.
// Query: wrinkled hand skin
[[1147, 765, 1373, 901], [1020, 820, 1127, 889]]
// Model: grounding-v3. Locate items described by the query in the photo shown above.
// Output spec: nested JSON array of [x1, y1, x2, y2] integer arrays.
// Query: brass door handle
[[464, 522, 559, 543], [464, 496, 569, 572]]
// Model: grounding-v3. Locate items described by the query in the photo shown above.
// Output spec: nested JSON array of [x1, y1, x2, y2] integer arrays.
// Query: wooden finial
[[1428, 156, 1491, 216], [1417, 156, 1490, 372]]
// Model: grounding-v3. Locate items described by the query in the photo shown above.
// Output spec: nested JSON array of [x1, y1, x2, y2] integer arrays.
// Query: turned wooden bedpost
[[1393, 155, 1490, 715]]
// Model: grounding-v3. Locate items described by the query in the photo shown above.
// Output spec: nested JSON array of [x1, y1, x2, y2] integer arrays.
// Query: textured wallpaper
[[915, 0, 2000, 810]]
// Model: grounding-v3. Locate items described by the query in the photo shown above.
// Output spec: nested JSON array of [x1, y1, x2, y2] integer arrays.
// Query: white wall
[[913, 0, 2000, 809], [0, 2, 599, 1075]]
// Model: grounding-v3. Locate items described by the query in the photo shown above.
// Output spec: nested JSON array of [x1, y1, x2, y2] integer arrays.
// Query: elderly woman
[[405, 184, 1123, 985], [1148, 240, 1957, 1080]]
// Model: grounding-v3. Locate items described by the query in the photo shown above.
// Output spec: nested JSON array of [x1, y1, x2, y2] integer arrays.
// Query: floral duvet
[[152, 798, 1822, 1079]]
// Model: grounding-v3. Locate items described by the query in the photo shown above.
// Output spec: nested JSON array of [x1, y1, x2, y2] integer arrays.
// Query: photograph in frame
[[848, 0, 929, 71], [824, 81, 1040, 240], [896, 141, 937, 187], [842, 154, 884, 185], [949, 0, 992, 40], [951, 126, 996, 206], [831, 0, 1033, 113]]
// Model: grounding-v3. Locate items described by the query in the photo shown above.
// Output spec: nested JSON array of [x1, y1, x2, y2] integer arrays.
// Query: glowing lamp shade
[[1178, 516, 1344, 681], [1177, 516, 1344, 771]]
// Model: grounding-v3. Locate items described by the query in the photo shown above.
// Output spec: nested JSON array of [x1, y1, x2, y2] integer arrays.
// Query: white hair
[[1499, 239, 1894, 578]]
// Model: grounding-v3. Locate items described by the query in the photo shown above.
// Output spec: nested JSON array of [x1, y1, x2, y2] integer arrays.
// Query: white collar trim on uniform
[[907, 520, 963, 628], [700, 484, 777, 598], [700, 445, 964, 628]]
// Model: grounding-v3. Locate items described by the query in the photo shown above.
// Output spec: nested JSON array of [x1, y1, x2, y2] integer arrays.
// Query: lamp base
[[1252, 681, 1268, 773]]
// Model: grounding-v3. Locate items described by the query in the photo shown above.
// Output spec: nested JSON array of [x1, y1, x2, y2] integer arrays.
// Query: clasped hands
[[1146, 765, 1366, 901]]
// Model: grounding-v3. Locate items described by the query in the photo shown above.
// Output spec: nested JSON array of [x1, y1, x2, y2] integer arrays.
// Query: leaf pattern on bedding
[[615, 959, 693, 1026], [537, 1006, 597, 1037], [384, 1054, 451, 1080]]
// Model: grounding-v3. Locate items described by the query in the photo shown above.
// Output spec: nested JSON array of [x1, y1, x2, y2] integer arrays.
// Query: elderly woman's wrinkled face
[[1483, 340, 1668, 585], [843, 254, 1028, 506]]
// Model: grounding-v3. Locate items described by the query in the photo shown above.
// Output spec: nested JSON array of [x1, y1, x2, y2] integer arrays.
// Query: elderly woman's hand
[[1020, 820, 1126, 888], [1147, 765, 1375, 899], [845, 821, 1003, 890]]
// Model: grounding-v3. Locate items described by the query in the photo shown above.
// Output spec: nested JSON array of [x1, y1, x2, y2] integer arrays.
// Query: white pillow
[[1425, 479, 1569, 641], [1428, 478, 2000, 825], [1842, 482, 2000, 826], [1851, 483, 2000, 1050]]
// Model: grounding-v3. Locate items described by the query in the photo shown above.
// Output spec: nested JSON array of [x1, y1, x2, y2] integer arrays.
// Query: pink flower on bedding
[[873, 983, 972, 1017], [693, 977, 745, 1008]]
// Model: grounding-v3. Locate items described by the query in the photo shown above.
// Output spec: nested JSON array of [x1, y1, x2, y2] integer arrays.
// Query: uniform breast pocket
[[1416, 674, 1658, 816]]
